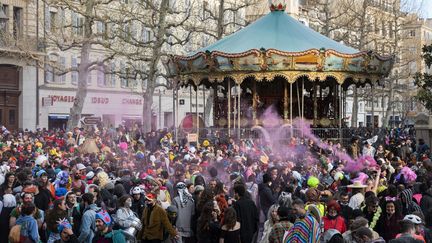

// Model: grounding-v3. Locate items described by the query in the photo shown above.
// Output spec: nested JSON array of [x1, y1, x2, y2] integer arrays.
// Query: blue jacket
[[78, 204, 100, 243], [16, 215, 39, 243]]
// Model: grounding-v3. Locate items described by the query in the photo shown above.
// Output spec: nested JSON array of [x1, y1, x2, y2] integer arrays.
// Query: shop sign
[[187, 133, 198, 143], [48, 95, 76, 103], [122, 98, 143, 105], [91, 97, 109, 104]]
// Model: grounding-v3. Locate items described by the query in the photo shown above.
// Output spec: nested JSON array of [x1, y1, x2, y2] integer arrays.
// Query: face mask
[[126, 201, 132, 208], [74, 175, 81, 180]]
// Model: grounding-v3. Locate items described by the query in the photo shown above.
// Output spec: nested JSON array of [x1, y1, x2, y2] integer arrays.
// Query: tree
[[414, 44, 432, 110], [194, 0, 259, 126], [112, 0, 195, 133]]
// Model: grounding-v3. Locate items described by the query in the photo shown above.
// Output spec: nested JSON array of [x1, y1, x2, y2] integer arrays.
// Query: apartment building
[[0, 0, 40, 130]]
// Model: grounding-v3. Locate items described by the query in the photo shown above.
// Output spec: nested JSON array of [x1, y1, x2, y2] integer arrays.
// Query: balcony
[[0, 32, 44, 56]]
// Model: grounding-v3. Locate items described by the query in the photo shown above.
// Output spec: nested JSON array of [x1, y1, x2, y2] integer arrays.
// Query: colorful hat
[[57, 218, 72, 232], [145, 193, 157, 201], [95, 210, 112, 225], [36, 169, 47, 178], [347, 181, 367, 188], [307, 176, 320, 188], [55, 187, 68, 198]]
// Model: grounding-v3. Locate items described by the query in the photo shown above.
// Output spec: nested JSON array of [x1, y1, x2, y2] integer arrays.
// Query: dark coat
[[233, 197, 259, 243], [376, 213, 402, 242], [420, 188, 432, 216], [258, 183, 277, 213]]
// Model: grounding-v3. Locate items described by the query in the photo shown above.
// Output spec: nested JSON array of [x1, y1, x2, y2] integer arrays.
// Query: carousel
[[166, 1, 393, 140]]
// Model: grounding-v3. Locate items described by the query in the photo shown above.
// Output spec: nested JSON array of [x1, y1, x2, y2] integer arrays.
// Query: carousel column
[[189, 86, 192, 113], [301, 78, 305, 121], [213, 84, 218, 127], [196, 85, 199, 146], [203, 87, 206, 126], [371, 85, 375, 128], [290, 83, 293, 123], [284, 81, 288, 121], [252, 80, 258, 125], [238, 83, 241, 140], [313, 83, 318, 126], [339, 84, 343, 143], [228, 81, 231, 137], [301, 78, 305, 137]]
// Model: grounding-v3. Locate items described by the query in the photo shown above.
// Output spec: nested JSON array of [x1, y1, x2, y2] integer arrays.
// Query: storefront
[[38, 89, 200, 130]]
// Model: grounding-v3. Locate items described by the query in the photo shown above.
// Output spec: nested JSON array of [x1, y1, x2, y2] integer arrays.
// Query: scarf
[[176, 182, 194, 207]]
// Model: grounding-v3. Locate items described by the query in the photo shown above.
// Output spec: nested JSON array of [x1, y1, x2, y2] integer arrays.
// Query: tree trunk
[[351, 86, 358, 127], [203, 0, 224, 127], [67, 42, 90, 130], [384, 81, 394, 128], [66, 0, 94, 130], [142, 0, 169, 133], [142, 90, 154, 133]]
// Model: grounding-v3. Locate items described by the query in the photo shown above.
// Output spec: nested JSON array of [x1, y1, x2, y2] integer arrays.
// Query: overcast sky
[[424, 1, 432, 17]]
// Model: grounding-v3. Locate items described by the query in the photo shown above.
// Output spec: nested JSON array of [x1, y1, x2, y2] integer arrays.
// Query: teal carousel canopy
[[166, 4, 394, 86]]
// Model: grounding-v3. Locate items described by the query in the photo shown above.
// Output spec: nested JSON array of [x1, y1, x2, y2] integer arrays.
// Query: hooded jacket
[[78, 204, 101, 243], [16, 215, 39, 243], [400, 188, 422, 215]]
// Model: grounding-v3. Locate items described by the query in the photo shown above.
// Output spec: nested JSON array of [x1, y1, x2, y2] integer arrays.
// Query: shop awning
[[49, 114, 69, 119]]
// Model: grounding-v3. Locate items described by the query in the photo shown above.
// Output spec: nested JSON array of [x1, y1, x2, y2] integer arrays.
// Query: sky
[[424, 1, 432, 17]]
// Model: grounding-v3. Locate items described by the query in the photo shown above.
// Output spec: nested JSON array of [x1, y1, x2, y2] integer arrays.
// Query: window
[[8, 110, 15, 125], [0, 5, 8, 32], [50, 11, 57, 32], [389, 21, 393, 38], [71, 57, 78, 85], [410, 30, 416, 37], [120, 62, 126, 87], [55, 56, 66, 83], [141, 25, 151, 42], [375, 18, 379, 34], [72, 12, 84, 36], [169, 0, 176, 11], [110, 62, 116, 87], [87, 70, 92, 85], [97, 65, 105, 87], [13, 7, 23, 39], [130, 22, 137, 40], [381, 21, 386, 36], [96, 21, 106, 35], [202, 1, 208, 19], [409, 62, 417, 73], [45, 63, 54, 83]]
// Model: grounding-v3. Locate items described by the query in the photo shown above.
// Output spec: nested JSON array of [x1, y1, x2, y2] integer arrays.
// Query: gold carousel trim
[[179, 71, 381, 86]]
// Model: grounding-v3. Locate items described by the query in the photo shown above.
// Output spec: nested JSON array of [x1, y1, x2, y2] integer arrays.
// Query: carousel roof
[[167, 4, 394, 87], [193, 11, 358, 55]]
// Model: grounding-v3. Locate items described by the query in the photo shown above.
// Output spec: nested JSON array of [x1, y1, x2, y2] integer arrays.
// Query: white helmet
[[403, 214, 422, 224], [131, 186, 143, 195]]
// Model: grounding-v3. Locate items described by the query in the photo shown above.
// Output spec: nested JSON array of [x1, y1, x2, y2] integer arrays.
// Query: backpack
[[8, 224, 21, 243], [9, 223, 33, 243]]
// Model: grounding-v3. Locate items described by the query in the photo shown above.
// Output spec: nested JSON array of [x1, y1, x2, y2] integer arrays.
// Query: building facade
[[0, 0, 40, 131]]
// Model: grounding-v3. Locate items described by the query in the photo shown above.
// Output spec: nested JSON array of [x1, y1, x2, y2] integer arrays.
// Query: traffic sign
[[82, 116, 101, 125]]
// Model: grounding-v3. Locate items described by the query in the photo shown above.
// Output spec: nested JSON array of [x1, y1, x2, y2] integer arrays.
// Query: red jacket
[[323, 215, 346, 234]]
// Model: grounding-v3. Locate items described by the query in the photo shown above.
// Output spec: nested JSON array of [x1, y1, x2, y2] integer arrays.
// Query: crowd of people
[[0, 124, 431, 243]]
